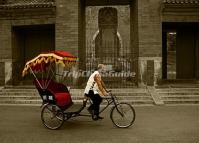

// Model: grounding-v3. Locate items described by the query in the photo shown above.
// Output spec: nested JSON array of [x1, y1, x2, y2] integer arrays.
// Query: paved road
[[0, 105, 199, 143]]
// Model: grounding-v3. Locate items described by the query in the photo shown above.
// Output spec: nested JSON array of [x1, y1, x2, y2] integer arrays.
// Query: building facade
[[0, 0, 199, 88]]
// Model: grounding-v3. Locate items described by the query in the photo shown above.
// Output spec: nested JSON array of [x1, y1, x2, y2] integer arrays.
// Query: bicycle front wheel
[[110, 103, 136, 128], [41, 103, 64, 130]]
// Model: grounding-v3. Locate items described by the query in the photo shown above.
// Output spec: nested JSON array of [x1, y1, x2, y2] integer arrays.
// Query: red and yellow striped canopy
[[22, 51, 77, 76]]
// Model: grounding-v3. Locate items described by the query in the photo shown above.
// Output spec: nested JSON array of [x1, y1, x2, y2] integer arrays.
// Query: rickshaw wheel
[[110, 103, 136, 128], [41, 103, 64, 130]]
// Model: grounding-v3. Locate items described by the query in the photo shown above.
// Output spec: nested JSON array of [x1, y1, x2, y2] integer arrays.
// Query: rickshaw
[[22, 51, 136, 130]]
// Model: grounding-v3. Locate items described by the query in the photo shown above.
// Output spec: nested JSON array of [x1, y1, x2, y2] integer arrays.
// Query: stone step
[[74, 96, 152, 100], [0, 96, 40, 100], [161, 95, 199, 100], [0, 92, 39, 96], [4, 85, 35, 89], [0, 93, 148, 97], [0, 99, 42, 104], [0, 99, 154, 105], [73, 99, 154, 105], [156, 88, 199, 92], [2, 88, 148, 93], [0, 86, 153, 105], [157, 87, 199, 104], [0, 91, 148, 96], [2, 89, 38, 92], [156, 85, 199, 88], [163, 99, 199, 104], [157, 91, 199, 94], [155, 82, 199, 88], [158, 92, 199, 95], [0, 84, 153, 105], [0, 95, 152, 101]]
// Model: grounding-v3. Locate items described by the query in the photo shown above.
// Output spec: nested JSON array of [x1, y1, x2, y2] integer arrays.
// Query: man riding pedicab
[[84, 64, 109, 120]]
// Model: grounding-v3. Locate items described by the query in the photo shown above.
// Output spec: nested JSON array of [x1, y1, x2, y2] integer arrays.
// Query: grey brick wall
[[56, 0, 79, 57], [136, 0, 162, 85], [0, 62, 5, 86], [130, 0, 139, 84], [138, 0, 162, 58], [0, 20, 12, 59]]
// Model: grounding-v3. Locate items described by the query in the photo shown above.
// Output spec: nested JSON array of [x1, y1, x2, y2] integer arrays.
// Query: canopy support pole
[[29, 66, 43, 90]]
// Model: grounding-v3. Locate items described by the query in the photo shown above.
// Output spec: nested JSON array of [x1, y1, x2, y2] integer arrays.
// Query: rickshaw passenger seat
[[33, 78, 72, 108]]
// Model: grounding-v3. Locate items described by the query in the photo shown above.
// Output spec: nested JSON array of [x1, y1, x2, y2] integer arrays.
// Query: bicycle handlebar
[[106, 90, 112, 93], [106, 90, 116, 99]]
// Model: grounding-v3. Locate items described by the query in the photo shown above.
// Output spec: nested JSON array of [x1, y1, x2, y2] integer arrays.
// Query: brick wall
[[130, 0, 139, 85], [0, 20, 12, 59], [0, 20, 11, 85], [162, 3, 199, 22], [55, 0, 80, 86], [138, 0, 162, 57], [56, 0, 79, 57], [0, 62, 5, 85], [136, 0, 162, 85]]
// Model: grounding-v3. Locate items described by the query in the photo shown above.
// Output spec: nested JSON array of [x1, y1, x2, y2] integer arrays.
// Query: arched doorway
[[82, 1, 135, 88]]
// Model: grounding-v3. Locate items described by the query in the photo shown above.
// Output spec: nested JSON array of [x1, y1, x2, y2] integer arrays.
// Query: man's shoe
[[87, 108, 93, 115], [92, 115, 99, 121], [97, 116, 104, 120], [83, 100, 87, 107]]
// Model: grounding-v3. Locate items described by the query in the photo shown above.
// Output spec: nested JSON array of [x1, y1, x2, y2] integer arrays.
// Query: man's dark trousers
[[86, 90, 102, 116]]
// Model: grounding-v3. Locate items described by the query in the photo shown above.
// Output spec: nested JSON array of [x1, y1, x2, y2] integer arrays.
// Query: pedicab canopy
[[22, 51, 78, 77]]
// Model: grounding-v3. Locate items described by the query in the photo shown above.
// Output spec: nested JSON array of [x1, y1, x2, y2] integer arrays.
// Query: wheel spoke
[[111, 103, 135, 128], [41, 104, 64, 130]]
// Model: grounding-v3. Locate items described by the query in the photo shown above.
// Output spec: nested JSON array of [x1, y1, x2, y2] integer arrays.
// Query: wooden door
[[12, 25, 55, 85], [176, 29, 195, 79]]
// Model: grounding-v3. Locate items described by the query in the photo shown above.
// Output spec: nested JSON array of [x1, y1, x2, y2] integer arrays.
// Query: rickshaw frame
[[40, 91, 136, 130]]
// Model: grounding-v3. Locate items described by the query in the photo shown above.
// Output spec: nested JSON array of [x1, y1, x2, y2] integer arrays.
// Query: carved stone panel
[[95, 7, 121, 70]]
